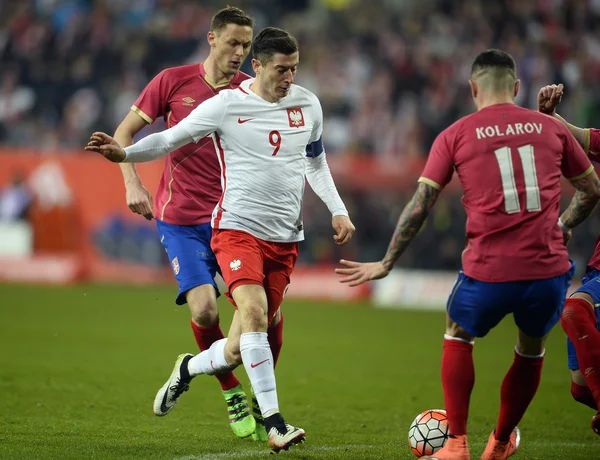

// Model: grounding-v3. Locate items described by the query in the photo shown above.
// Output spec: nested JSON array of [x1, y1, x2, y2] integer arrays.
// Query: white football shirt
[[175, 79, 323, 243]]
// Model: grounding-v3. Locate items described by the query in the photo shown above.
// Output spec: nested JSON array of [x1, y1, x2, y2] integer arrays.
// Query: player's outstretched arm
[[380, 182, 441, 270], [85, 132, 127, 162], [115, 111, 154, 220], [336, 182, 441, 286], [86, 121, 196, 164], [538, 83, 589, 151], [560, 170, 600, 230]]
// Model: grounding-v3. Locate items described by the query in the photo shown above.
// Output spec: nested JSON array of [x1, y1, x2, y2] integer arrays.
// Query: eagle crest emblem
[[287, 108, 305, 128]]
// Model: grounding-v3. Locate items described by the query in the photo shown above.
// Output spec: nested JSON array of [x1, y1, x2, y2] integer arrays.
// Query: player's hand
[[125, 180, 154, 220], [85, 132, 126, 162], [563, 229, 572, 246], [335, 259, 389, 286], [332, 215, 355, 245], [538, 84, 563, 115]]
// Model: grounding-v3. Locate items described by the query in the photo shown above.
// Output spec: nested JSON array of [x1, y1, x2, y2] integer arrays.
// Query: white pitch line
[[174, 444, 382, 459], [174, 441, 596, 459]]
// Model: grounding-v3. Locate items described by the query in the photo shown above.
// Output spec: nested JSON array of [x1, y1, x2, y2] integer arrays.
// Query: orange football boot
[[480, 427, 520, 460], [420, 435, 470, 460]]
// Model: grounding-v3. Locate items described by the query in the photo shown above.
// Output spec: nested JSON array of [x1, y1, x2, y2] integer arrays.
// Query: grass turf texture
[[0, 283, 597, 459]]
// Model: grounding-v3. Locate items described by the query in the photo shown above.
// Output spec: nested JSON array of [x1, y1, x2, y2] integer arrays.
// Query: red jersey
[[584, 128, 600, 270], [420, 103, 593, 282], [132, 63, 250, 225]]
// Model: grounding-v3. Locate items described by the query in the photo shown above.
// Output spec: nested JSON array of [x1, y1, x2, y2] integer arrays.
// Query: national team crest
[[287, 108, 305, 128], [171, 257, 180, 275], [230, 259, 242, 271]]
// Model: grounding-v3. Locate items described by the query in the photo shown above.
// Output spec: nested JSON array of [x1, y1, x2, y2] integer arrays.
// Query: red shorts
[[211, 229, 299, 323]]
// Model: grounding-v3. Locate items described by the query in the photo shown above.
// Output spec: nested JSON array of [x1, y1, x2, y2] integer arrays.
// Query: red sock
[[441, 338, 475, 436], [571, 380, 598, 410], [561, 298, 600, 409], [268, 312, 284, 368], [495, 351, 544, 442], [190, 320, 240, 391]]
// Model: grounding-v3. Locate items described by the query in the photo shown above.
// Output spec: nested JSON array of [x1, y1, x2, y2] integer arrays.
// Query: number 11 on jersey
[[494, 144, 541, 214]]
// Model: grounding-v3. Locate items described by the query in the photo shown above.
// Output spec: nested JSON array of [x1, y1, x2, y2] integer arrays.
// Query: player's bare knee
[[189, 301, 219, 327], [241, 304, 268, 331], [186, 285, 219, 327]]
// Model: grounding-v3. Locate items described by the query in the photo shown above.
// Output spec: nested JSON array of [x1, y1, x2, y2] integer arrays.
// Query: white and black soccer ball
[[408, 409, 449, 457]]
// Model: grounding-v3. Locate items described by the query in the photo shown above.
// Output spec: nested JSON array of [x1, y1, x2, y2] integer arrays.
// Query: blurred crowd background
[[1, 0, 600, 276]]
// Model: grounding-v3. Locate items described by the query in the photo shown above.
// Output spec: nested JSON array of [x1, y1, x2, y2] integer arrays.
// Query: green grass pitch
[[0, 283, 597, 459]]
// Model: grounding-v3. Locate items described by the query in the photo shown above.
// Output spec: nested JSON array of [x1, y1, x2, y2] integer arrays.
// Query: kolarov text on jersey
[[176, 78, 325, 243], [419, 103, 593, 283], [132, 63, 250, 225]]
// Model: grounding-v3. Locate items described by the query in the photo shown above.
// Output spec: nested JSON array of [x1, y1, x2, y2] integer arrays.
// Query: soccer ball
[[408, 409, 449, 457]]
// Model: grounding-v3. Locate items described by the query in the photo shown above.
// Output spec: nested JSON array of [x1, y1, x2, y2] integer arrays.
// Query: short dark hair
[[211, 6, 254, 33], [252, 27, 299, 64], [471, 49, 516, 79]]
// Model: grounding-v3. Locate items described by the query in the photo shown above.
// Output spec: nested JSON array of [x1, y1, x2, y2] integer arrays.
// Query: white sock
[[240, 332, 278, 417], [515, 346, 545, 359], [444, 334, 475, 345], [187, 338, 235, 377]]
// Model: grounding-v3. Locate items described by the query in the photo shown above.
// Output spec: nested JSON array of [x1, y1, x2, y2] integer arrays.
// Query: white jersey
[[176, 79, 323, 243]]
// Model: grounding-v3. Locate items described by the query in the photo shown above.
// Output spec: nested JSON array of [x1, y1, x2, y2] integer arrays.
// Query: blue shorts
[[447, 262, 575, 338], [566, 268, 600, 370], [156, 220, 220, 305]]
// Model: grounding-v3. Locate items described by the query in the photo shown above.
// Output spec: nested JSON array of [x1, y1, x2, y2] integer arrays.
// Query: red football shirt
[[132, 63, 250, 225], [583, 128, 600, 270], [420, 103, 593, 282]]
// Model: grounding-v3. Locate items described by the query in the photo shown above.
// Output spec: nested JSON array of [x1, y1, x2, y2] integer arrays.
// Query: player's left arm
[[305, 96, 355, 245], [336, 182, 442, 286], [380, 181, 442, 270], [305, 152, 355, 245]]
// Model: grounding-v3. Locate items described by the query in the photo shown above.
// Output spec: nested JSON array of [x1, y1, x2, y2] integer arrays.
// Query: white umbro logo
[[230, 259, 242, 271], [182, 97, 195, 106]]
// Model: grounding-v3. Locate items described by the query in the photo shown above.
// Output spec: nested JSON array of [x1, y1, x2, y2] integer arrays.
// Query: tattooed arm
[[381, 182, 442, 271], [335, 182, 442, 286], [560, 170, 600, 230]]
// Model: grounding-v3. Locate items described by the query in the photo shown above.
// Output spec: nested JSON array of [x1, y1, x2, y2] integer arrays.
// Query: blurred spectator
[[0, 172, 33, 221], [2, 0, 600, 271], [1, 0, 599, 154]]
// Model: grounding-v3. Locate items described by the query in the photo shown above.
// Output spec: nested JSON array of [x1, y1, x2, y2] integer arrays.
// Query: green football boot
[[222, 385, 255, 438], [250, 389, 268, 441]]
